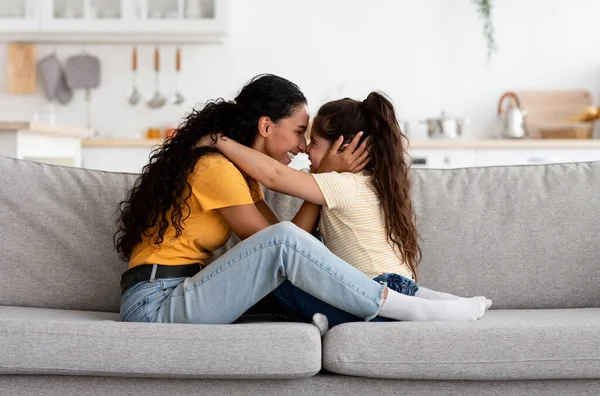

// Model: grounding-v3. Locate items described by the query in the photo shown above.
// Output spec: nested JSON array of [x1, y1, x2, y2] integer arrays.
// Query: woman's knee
[[263, 221, 304, 238], [272, 221, 299, 233]]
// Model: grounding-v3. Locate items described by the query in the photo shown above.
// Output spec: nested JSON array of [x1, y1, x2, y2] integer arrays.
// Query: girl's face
[[306, 131, 333, 172], [263, 105, 309, 165]]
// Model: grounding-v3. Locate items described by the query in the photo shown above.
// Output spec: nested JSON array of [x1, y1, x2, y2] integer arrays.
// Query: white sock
[[416, 287, 493, 310], [415, 286, 461, 300], [378, 288, 486, 322], [311, 313, 329, 336]]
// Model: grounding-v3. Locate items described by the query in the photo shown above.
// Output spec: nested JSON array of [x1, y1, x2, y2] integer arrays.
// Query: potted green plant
[[473, 0, 497, 60]]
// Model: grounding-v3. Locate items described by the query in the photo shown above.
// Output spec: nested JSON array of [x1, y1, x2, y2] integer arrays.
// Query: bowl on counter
[[536, 122, 594, 139]]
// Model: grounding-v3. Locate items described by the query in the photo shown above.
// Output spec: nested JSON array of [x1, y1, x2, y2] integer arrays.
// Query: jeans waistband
[[120, 263, 203, 295]]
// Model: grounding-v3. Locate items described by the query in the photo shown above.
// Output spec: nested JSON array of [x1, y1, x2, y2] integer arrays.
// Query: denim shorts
[[374, 272, 419, 296]]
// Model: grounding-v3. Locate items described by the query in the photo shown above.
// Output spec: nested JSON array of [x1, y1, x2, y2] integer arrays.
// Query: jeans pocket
[[121, 281, 162, 322], [121, 278, 185, 323], [121, 296, 147, 322], [142, 286, 173, 323]]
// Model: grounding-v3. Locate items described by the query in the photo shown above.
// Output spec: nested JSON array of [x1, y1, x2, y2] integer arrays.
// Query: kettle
[[498, 92, 528, 139]]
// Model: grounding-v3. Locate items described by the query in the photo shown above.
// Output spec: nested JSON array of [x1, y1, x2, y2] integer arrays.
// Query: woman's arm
[[211, 133, 368, 205], [217, 204, 271, 240], [255, 199, 280, 225], [292, 201, 321, 233]]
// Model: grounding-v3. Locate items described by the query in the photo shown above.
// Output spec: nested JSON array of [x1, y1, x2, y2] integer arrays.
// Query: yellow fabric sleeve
[[191, 155, 263, 211]]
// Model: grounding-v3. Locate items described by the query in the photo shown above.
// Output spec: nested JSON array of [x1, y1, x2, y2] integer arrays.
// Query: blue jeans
[[120, 222, 387, 324], [272, 273, 419, 328]]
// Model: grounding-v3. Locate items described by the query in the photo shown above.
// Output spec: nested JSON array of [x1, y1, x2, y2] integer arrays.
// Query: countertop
[[81, 138, 600, 149], [0, 122, 94, 139]]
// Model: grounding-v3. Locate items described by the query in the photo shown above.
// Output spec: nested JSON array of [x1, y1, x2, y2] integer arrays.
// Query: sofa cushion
[[0, 306, 321, 379], [323, 308, 600, 380], [411, 162, 600, 309]]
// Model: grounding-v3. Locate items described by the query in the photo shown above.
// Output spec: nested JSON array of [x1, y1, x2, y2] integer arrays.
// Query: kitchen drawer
[[475, 149, 600, 167], [409, 149, 477, 169]]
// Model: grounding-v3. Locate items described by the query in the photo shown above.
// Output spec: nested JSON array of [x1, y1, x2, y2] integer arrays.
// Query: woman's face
[[306, 131, 332, 172], [264, 105, 310, 165]]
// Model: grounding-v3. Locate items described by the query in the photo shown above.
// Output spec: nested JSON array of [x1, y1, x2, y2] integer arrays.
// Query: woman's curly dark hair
[[114, 74, 307, 261]]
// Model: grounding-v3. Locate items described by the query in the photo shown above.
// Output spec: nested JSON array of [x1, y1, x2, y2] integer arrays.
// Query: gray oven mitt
[[64, 54, 101, 90], [37, 54, 73, 104]]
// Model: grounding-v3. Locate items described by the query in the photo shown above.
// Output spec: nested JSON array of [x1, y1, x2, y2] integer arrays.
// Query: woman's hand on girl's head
[[317, 132, 370, 174]]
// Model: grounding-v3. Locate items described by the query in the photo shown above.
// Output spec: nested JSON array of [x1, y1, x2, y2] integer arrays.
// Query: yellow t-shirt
[[311, 172, 414, 279], [129, 154, 264, 269]]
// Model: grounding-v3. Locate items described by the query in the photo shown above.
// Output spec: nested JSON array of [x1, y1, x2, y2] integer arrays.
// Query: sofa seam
[[325, 358, 600, 365]]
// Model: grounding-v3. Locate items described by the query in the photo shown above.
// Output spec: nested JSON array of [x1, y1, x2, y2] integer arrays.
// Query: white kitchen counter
[[81, 138, 600, 149], [408, 139, 600, 149], [82, 139, 163, 148], [0, 122, 93, 139]]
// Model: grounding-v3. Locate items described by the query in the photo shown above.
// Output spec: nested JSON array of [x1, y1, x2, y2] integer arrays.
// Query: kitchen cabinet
[[409, 140, 600, 169], [0, 122, 93, 167], [0, 0, 38, 31], [410, 149, 477, 169], [475, 149, 600, 167], [81, 139, 600, 174], [0, 0, 227, 43], [82, 140, 158, 173]]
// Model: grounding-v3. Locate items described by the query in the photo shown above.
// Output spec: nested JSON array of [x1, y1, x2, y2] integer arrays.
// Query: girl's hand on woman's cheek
[[317, 132, 370, 174]]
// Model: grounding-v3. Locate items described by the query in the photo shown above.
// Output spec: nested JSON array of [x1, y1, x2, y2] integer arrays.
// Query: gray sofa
[[0, 156, 599, 396]]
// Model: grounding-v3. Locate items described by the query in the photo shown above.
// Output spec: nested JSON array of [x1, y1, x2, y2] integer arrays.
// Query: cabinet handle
[[412, 158, 427, 165], [443, 156, 451, 165]]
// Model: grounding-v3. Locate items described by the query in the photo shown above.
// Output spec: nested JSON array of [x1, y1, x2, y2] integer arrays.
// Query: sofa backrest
[[0, 156, 136, 312], [0, 156, 598, 312], [411, 162, 600, 309], [0, 156, 304, 313]]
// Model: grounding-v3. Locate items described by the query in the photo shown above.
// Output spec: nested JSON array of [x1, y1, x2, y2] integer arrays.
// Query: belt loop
[[149, 264, 158, 282]]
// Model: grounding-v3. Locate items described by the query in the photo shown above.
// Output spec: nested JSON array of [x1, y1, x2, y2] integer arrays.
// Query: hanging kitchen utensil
[[169, 47, 185, 105], [64, 51, 101, 131], [7, 43, 36, 94], [37, 49, 73, 105], [146, 47, 166, 108], [127, 46, 140, 105]]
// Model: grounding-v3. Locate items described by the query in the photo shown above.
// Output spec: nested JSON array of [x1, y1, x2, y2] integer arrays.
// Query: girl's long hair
[[312, 92, 421, 280]]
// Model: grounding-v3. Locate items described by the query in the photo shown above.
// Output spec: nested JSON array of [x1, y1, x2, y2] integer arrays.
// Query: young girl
[[204, 91, 491, 332]]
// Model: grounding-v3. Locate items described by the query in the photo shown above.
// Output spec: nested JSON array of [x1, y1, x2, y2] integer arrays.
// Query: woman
[[115, 74, 484, 325]]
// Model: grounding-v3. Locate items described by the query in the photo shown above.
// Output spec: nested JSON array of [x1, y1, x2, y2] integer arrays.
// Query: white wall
[[1, 0, 600, 139]]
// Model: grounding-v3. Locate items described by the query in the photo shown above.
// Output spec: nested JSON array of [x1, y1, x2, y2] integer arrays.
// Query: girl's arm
[[211, 133, 368, 205]]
